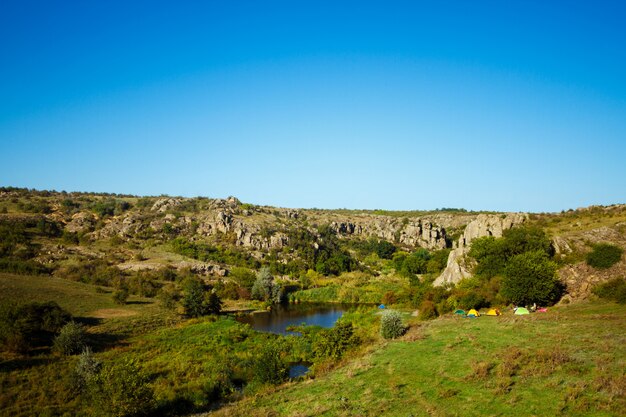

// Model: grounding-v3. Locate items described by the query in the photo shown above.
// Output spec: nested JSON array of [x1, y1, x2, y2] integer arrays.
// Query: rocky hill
[[1, 187, 624, 302]]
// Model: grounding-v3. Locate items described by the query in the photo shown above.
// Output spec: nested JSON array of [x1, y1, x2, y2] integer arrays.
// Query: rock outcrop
[[329, 218, 447, 250], [433, 213, 527, 286]]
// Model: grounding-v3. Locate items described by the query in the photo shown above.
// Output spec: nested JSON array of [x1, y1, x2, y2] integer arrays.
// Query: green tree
[[251, 267, 283, 304], [182, 276, 208, 317], [501, 250, 563, 306]]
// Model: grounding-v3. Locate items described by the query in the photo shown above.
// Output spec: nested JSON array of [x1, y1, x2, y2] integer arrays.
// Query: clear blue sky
[[1, 1, 625, 212]]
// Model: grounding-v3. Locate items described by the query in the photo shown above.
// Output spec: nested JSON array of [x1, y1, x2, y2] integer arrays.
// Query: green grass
[[213, 302, 626, 417]]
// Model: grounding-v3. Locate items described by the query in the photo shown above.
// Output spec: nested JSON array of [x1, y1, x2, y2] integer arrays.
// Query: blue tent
[[378, 304, 386, 309]]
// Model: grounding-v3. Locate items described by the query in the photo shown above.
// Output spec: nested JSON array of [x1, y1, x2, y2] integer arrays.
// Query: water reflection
[[236, 303, 348, 335]]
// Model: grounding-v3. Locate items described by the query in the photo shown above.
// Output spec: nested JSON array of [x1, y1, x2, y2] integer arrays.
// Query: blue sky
[[1, 1, 625, 212]]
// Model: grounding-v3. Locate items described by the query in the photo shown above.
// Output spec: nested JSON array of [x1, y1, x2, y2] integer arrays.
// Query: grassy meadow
[[212, 302, 626, 417]]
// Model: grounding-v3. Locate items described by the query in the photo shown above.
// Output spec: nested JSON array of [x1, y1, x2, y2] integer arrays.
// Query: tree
[[251, 267, 282, 304], [501, 250, 563, 306], [182, 277, 207, 317]]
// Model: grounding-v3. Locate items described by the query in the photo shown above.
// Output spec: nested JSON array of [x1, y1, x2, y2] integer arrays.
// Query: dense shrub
[[170, 237, 259, 269], [586, 243, 623, 269], [157, 284, 179, 310], [592, 277, 626, 304], [90, 358, 155, 417], [113, 288, 129, 305], [380, 310, 407, 339], [0, 301, 71, 352], [54, 321, 88, 355], [418, 300, 438, 321], [253, 340, 288, 384], [313, 321, 359, 360], [501, 251, 563, 306]]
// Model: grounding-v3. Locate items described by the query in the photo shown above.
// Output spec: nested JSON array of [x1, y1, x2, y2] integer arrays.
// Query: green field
[[212, 302, 626, 417], [1, 273, 625, 417]]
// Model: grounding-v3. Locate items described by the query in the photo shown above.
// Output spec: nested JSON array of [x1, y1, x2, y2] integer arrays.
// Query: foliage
[[90, 358, 155, 417], [380, 310, 407, 339], [313, 321, 359, 360], [113, 288, 129, 305], [157, 284, 179, 310], [170, 237, 259, 269], [53, 321, 88, 355], [0, 300, 71, 352], [253, 339, 288, 385], [181, 276, 221, 317], [592, 277, 626, 304], [501, 251, 563, 306], [90, 198, 131, 217], [251, 267, 283, 304], [70, 347, 101, 395], [469, 226, 554, 279], [229, 267, 256, 291], [586, 243, 623, 269], [418, 300, 438, 321]]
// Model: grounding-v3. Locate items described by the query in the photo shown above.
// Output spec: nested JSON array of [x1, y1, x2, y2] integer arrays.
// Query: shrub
[[70, 347, 101, 394], [592, 277, 626, 304], [54, 321, 88, 355], [157, 284, 179, 310], [501, 251, 563, 306], [418, 300, 438, 321], [90, 358, 155, 417], [253, 340, 288, 384], [586, 243, 623, 269], [112, 288, 129, 305], [0, 301, 71, 352], [380, 310, 407, 339], [313, 321, 359, 360], [182, 277, 222, 317]]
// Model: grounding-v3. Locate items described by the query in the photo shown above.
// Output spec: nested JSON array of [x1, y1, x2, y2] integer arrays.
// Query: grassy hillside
[[212, 302, 626, 417]]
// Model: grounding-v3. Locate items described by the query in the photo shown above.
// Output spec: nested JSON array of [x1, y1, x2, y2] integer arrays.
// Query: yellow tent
[[486, 308, 501, 316], [467, 309, 480, 317]]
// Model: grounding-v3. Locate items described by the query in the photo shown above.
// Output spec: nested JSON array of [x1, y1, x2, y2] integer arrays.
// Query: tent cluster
[[454, 306, 547, 318]]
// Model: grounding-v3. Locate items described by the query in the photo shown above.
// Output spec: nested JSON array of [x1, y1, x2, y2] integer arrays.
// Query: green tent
[[515, 307, 530, 315], [454, 309, 466, 315]]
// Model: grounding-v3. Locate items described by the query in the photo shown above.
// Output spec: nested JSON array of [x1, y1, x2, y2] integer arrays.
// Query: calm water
[[236, 303, 349, 335]]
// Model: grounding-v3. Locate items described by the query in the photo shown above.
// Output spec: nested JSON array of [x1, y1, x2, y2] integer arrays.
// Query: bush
[[586, 243, 623, 269], [592, 277, 626, 304], [380, 310, 407, 339], [182, 277, 222, 317], [90, 358, 155, 417], [501, 251, 563, 306], [253, 340, 288, 384], [70, 347, 101, 394], [0, 301, 71, 352], [54, 321, 88, 355], [112, 288, 129, 305], [418, 300, 438, 321], [313, 321, 359, 360]]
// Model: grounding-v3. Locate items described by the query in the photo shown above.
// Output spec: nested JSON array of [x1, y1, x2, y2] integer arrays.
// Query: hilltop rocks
[[65, 212, 95, 233], [434, 213, 527, 286], [151, 198, 182, 213], [329, 218, 447, 250]]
